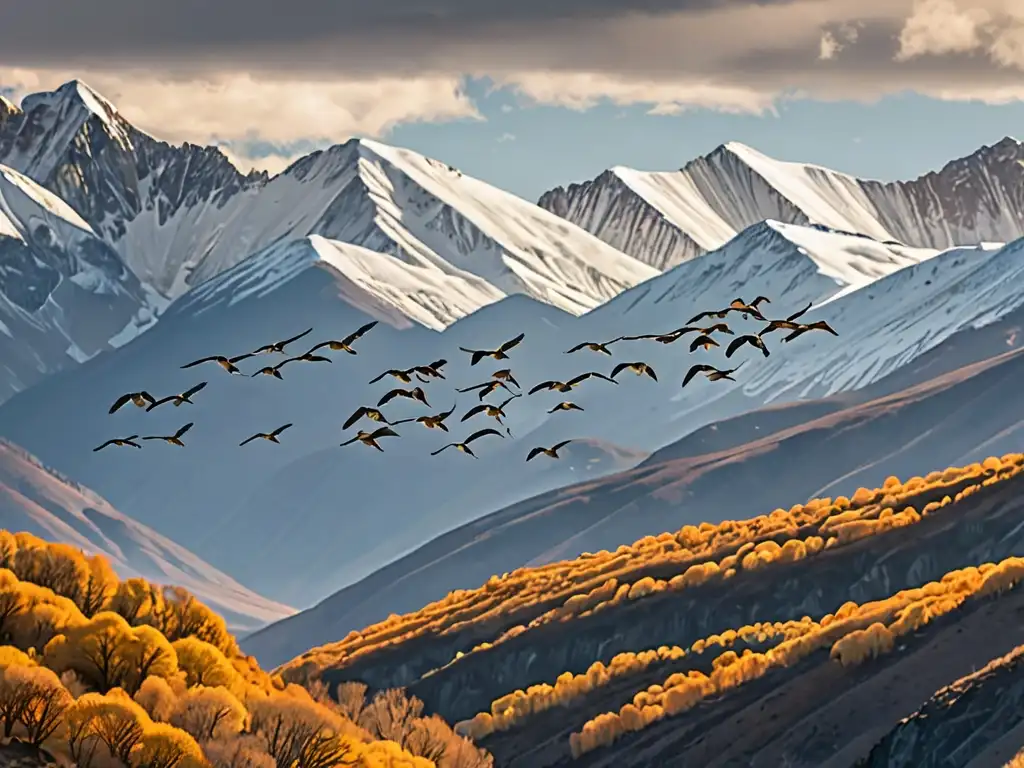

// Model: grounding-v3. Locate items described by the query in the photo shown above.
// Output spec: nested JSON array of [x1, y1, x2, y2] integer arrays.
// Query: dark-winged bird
[[412, 359, 448, 381], [526, 439, 573, 462], [528, 371, 617, 395], [725, 335, 770, 358], [460, 394, 521, 425], [250, 363, 286, 380], [239, 423, 293, 447], [340, 426, 400, 451], [459, 333, 526, 366], [252, 328, 313, 355], [547, 402, 584, 414], [141, 422, 194, 447], [377, 386, 430, 408], [757, 302, 815, 337], [565, 338, 623, 356], [146, 382, 208, 411], [782, 320, 839, 342], [368, 367, 418, 385], [610, 362, 657, 381], [431, 428, 505, 458], [307, 320, 380, 355], [681, 362, 745, 388], [390, 404, 458, 432], [491, 369, 521, 389], [342, 406, 392, 431], [280, 352, 332, 367], [689, 334, 720, 353], [109, 391, 156, 414], [93, 436, 142, 452], [688, 304, 766, 324], [181, 353, 255, 375], [457, 379, 513, 401]]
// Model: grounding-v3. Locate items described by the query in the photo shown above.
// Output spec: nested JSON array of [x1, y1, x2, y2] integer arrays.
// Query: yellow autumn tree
[[169, 685, 247, 742], [129, 721, 207, 768], [6, 664, 73, 745], [43, 611, 139, 692]]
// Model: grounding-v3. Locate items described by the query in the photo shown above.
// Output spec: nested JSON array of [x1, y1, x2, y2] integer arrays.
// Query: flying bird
[[460, 394, 521, 425], [731, 296, 771, 311], [377, 386, 430, 407], [725, 335, 770, 358], [340, 426, 400, 452], [622, 323, 733, 345], [239, 423, 293, 447], [145, 382, 208, 411], [92, 436, 141, 452], [141, 423, 194, 447], [547, 402, 584, 414], [565, 339, 623, 356], [610, 362, 658, 381], [390, 404, 458, 431], [250, 363, 286, 380], [108, 391, 156, 414], [782, 320, 839, 342], [412, 359, 448, 381], [368, 367, 419, 385], [528, 371, 617, 395], [757, 303, 816, 337], [430, 428, 505, 458], [681, 362, 746, 388], [252, 328, 313, 355], [689, 334, 720, 353], [688, 304, 766, 324], [459, 332, 526, 366], [526, 439, 573, 462], [181, 353, 255, 375], [307, 320, 380, 355], [280, 352, 332, 367], [490, 369, 521, 389], [342, 406, 392, 431], [457, 379, 514, 402]]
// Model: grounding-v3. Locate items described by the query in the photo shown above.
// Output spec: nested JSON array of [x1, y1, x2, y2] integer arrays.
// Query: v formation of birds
[[93, 298, 838, 460]]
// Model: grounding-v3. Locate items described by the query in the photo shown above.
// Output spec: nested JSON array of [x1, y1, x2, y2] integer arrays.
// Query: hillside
[[538, 138, 1024, 268], [0, 528, 491, 767], [240, 316, 1024, 667], [272, 455, 1024, 767], [0, 437, 292, 633]]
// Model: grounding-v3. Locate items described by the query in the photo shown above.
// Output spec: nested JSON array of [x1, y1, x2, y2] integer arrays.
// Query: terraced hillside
[[276, 456, 1024, 767]]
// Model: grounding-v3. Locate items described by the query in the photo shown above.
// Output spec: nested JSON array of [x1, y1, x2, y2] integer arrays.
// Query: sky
[[1, 0, 1023, 201]]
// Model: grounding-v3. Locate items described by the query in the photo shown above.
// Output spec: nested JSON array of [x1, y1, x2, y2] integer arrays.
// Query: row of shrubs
[[0, 530, 492, 767], [280, 455, 1022, 684]]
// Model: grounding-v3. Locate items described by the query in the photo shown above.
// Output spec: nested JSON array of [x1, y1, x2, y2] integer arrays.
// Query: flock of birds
[[93, 297, 837, 461]]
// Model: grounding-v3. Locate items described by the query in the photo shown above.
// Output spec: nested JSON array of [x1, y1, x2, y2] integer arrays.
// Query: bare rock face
[[539, 138, 1024, 269]]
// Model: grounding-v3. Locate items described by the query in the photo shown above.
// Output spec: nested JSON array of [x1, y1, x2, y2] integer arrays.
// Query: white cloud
[[895, 0, 1024, 69]]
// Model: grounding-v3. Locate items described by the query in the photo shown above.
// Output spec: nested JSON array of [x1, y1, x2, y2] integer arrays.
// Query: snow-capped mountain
[[539, 138, 1024, 269], [0, 162, 156, 400], [0, 81, 656, 314]]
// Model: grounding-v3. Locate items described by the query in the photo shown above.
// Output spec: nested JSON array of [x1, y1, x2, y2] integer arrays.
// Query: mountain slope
[[0, 162, 156, 400], [242, 319, 1024, 668], [0, 437, 293, 632], [539, 138, 1024, 269], [0, 82, 657, 314]]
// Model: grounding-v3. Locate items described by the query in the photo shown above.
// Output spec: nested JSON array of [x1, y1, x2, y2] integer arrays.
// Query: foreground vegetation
[[0, 531, 490, 766]]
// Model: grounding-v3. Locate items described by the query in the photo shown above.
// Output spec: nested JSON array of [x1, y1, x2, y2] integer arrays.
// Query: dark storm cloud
[[0, 0, 820, 66]]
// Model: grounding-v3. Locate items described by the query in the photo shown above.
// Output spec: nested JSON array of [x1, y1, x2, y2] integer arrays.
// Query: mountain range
[[1, 79, 1023, 642]]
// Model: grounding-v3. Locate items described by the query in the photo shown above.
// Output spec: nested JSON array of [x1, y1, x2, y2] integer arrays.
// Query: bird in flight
[[622, 323, 733, 345], [368, 367, 421, 385], [280, 352, 333, 367], [340, 426, 400, 452], [93, 435, 141, 452], [757, 303, 815, 337], [251, 328, 313, 355], [564, 339, 623, 356], [460, 394, 521, 425], [611, 362, 658, 381], [547, 402, 584, 414], [141, 422, 194, 447], [146, 382, 208, 411], [430, 428, 505, 458], [459, 333, 525, 366], [377, 386, 430, 408], [689, 334, 721, 353], [307, 320, 380, 355], [688, 304, 767, 324], [490, 369, 521, 389], [239, 423, 293, 447], [528, 371, 617, 395], [412, 359, 448, 382], [390, 404, 458, 432], [725, 335, 770, 358], [250, 363, 286, 379], [181, 353, 255, 375], [342, 406, 393, 431], [782, 320, 839, 342], [457, 379, 514, 401], [526, 439, 573, 462], [108, 391, 156, 414], [681, 362, 746, 388], [730, 296, 771, 314]]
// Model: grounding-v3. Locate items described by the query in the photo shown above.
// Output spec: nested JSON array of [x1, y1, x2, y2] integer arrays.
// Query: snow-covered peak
[[540, 136, 1024, 270], [0, 163, 94, 233], [19, 80, 120, 127]]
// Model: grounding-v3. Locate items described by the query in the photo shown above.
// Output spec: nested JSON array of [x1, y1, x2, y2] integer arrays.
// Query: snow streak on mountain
[[539, 139, 1024, 269]]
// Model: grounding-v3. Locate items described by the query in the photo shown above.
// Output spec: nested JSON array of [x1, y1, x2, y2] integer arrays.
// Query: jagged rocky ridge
[[539, 138, 1024, 269]]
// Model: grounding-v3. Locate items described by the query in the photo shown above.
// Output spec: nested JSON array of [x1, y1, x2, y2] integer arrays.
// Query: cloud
[[3, 0, 1024, 164], [497, 133, 516, 142]]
